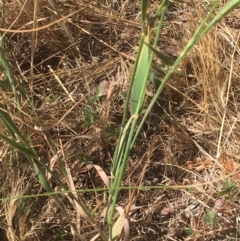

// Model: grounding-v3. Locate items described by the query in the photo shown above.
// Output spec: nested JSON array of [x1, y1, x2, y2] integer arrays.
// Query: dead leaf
[[218, 152, 240, 179], [184, 157, 214, 172], [85, 164, 110, 188], [112, 206, 130, 241], [184, 153, 240, 179], [161, 206, 174, 216]]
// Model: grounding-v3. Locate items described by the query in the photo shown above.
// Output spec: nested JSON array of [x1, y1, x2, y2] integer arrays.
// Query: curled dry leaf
[[101, 206, 131, 240], [85, 164, 110, 188], [218, 152, 240, 179], [161, 206, 174, 216], [184, 153, 240, 180], [47, 152, 60, 180], [112, 206, 130, 241], [65, 167, 92, 226], [184, 157, 214, 172]]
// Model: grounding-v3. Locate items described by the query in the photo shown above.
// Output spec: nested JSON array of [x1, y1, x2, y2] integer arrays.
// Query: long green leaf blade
[[141, 0, 149, 23], [204, 0, 240, 34], [145, 42, 173, 66], [0, 107, 25, 142], [0, 133, 37, 159], [131, 34, 149, 115]]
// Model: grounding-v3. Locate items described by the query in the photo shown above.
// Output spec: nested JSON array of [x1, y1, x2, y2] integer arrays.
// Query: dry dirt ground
[[0, 1, 240, 240]]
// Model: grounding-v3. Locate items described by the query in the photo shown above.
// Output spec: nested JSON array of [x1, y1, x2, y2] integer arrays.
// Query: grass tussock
[[0, 1, 240, 240]]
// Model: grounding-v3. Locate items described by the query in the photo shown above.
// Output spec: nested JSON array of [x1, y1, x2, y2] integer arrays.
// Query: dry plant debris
[[0, 1, 240, 241], [184, 152, 240, 179]]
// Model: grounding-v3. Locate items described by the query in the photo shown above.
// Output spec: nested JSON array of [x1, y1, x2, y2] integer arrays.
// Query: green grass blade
[[0, 133, 37, 159], [145, 42, 173, 66], [141, 0, 149, 24], [108, 118, 137, 225], [108, 3, 168, 238], [0, 46, 19, 104], [111, 115, 136, 175], [203, 0, 240, 34], [151, 0, 169, 25], [111, 37, 145, 175], [131, 2, 167, 116], [131, 0, 223, 147], [0, 107, 26, 142], [131, 33, 149, 115]]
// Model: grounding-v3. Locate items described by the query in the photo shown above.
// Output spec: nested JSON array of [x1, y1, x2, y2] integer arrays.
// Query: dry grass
[[0, 1, 240, 240]]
